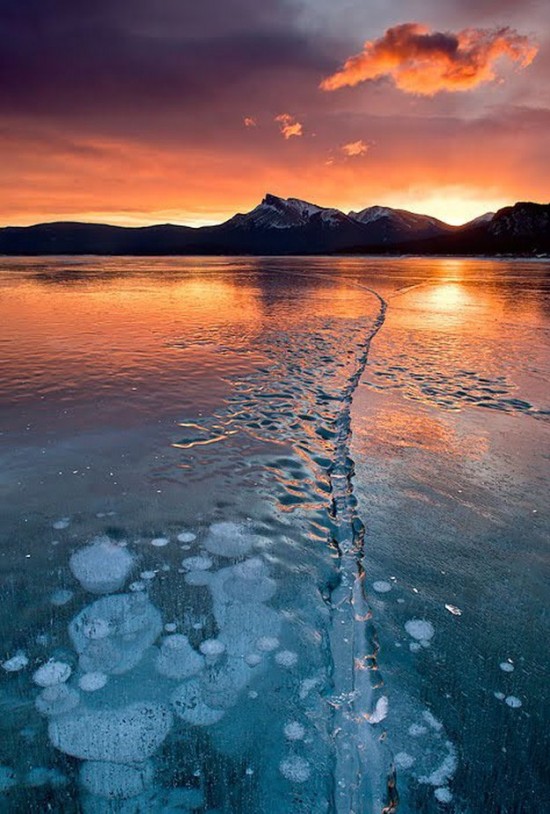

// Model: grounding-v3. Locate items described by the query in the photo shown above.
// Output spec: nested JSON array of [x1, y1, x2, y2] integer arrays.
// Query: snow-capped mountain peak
[[226, 194, 349, 230]]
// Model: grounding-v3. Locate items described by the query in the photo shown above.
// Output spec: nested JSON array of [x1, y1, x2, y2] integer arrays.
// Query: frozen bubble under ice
[[203, 521, 255, 558], [434, 787, 453, 803], [395, 752, 415, 769], [2, 652, 29, 672], [284, 721, 305, 741], [79, 672, 108, 692], [70, 538, 134, 594], [279, 756, 311, 783], [171, 680, 225, 726], [50, 589, 74, 607], [256, 636, 280, 653], [156, 635, 204, 680], [49, 703, 172, 763], [69, 593, 162, 675], [182, 556, 213, 571], [494, 692, 505, 701], [53, 518, 70, 530], [373, 581, 392, 593], [177, 531, 196, 544], [275, 650, 298, 668], [35, 684, 80, 717], [151, 537, 169, 547], [80, 760, 154, 799], [405, 619, 435, 643], [33, 660, 72, 687], [499, 661, 514, 673], [505, 696, 522, 708]]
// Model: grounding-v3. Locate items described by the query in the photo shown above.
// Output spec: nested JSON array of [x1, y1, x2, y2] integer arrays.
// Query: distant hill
[[0, 197, 548, 256]]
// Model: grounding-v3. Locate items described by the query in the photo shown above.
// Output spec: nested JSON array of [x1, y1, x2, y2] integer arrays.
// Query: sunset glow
[[0, 1, 547, 227]]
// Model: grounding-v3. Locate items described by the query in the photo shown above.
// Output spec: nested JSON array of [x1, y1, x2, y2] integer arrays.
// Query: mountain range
[[0, 196, 548, 256]]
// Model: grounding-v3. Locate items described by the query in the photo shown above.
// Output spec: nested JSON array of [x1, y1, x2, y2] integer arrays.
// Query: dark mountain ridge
[[0, 197, 547, 256]]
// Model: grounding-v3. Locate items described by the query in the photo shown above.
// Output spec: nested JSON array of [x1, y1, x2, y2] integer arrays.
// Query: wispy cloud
[[243, 116, 257, 128], [341, 140, 369, 157], [275, 113, 303, 139], [321, 23, 538, 96]]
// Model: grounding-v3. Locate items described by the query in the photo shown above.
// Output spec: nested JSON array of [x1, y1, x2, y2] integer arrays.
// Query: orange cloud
[[243, 116, 257, 128], [342, 140, 369, 157], [275, 113, 303, 139], [321, 23, 538, 96]]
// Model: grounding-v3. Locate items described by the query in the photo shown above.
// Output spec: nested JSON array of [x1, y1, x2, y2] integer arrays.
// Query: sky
[[0, 0, 548, 227]]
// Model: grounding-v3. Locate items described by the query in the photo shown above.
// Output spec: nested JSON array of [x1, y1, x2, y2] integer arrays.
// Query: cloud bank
[[321, 23, 538, 95]]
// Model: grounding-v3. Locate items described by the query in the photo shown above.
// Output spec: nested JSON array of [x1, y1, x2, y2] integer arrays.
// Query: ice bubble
[[200, 659, 251, 710], [420, 742, 457, 786], [434, 787, 453, 803], [79, 672, 108, 692], [395, 752, 415, 769], [279, 756, 311, 783], [140, 571, 157, 581], [373, 581, 392, 593], [245, 653, 262, 667], [505, 696, 522, 708], [405, 619, 435, 644], [53, 518, 70, 530], [151, 537, 169, 548], [80, 760, 154, 799], [222, 558, 277, 603], [299, 677, 321, 700], [36, 684, 80, 717], [409, 642, 422, 653], [256, 636, 280, 653], [49, 703, 172, 763], [408, 723, 427, 737], [70, 593, 162, 675], [82, 619, 111, 640], [275, 650, 298, 668], [156, 635, 204, 680], [397, 598, 405, 604], [129, 581, 146, 592], [199, 639, 226, 665], [494, 692, 505, 700], [185, 571, 212, 586], [284, 721, 305, 741], [182, 556, 213, 571], [248, 690, 258, 699], [50, 589, 74, 607], [203, 521, 255, 558], [70, 538, 134, 594], [368, 696, 389, 724], [25, 767, 67, 788], [499, 661, 514, 673], [171, 680, 225, 726], [0, 766, 17, 791], [33, 660, 72, 687], [2, 652, 29, 672], [422, 711, 443, 732], [177, 531, 196, 544], [164, 623, 177, 633]]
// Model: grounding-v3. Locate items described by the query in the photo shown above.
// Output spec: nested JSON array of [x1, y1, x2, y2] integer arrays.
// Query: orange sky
[[0, 1, 548, 227]]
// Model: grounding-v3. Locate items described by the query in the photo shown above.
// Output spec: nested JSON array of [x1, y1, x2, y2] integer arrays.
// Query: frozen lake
[[0, 257, 548, 812]]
